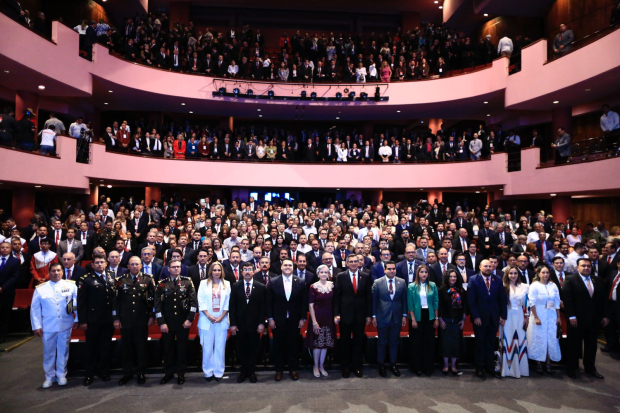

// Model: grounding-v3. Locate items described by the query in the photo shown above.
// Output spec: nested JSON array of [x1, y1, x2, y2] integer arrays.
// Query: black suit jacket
[[333, 271, 372, 324], [229, 279, 267, 332], [66, 265, 87, 281], [562, 273, 606, 326], [253, 270, 277, 286], [465, 253, 484, 270], [0, 255, 20, 293], [429, 262, 456, 286], [266, 275, 308, 325]]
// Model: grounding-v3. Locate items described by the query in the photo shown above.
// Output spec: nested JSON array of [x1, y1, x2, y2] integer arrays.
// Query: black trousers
[[472, 320, 498, 370], [603, 302, 619, 350], [272, 318, 300, 372], [84, 322, 114, 377], [161, 326, 190, 375], [120, 324, 148, 375], [236, 329, 260, 374], [566, 320, 599, 372], [0, 291, 15, 338], [409, 309, 435, 373], [339, 321, 366, 369]]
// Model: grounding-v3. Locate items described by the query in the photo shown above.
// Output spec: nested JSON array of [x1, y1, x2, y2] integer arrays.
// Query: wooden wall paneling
[[572, 197, 620, 229]]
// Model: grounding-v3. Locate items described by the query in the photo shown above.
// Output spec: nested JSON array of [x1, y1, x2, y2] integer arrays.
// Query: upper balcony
[[1, 13, 619, 121]]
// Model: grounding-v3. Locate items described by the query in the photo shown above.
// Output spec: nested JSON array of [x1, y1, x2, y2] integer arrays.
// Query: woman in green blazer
[[407, 265, 439, 376]]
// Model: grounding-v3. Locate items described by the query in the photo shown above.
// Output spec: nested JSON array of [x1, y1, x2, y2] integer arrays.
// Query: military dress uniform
[[97, 229, 118, 254], [30, 279, 78, 385], [114, 272, 155, 377], [77, 270, 116, 380], [154, 275, 197, 377]]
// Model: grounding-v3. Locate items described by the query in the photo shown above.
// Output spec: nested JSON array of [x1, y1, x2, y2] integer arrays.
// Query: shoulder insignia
[[35, 282, 48, 288], [65, 279, 76, 284]]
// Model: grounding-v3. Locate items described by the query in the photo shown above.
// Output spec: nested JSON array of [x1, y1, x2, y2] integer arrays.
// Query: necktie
[[542, 242, 546, 255], [341, 251, 345, 260], [389, 279, 393, 294], [558, 271, 564, 286], [82, 232, 86, 242], [610, 273, 620, 300], [462, 239, 467, 251], [423, 249, 427, 260], [145, 266, 150, 275], [56, 231, 60, 246], [442, 264, 446, 275], [0, 257, 5, 271], [485, 277, 490, 291], [246, 282, 251, 299], [264, 273, 269, 284], [67, 269, 72, 280], [609, 256, 612, 264], [292, 254, 295, 264], [352, 273, 357, 294], [200, 267, 206, 280], [586, 277, 593, 297]]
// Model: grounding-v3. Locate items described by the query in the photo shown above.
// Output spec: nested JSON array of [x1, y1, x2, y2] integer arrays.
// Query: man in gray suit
[[372, 261, 408, 378], [469, 133, 483, 160], [57, 228, 84, 264], [552, 126, 571, 163], [553, 24, 574, 55], [415, 237, 435, 263]]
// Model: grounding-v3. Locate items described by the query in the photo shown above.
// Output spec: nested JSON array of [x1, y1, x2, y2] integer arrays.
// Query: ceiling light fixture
[[487, 114, 491, 117], [397, 110, 401, 113], [553, 101, 559, 104], [38, 85, 45, 90], [35, 185, 41, 188], [189, 111, 193, 114], [107, 185, 112, 188], [257, 109, 261, 111], [259, 115, 262, 117], [483, 101, 488, 104], [484, 13, 488, 16], [550, 193, 557, 197], [108, 90, 113, 93], [336, 117, 340, 120], [585, 88, 591, 91], [439, 6, 443, 8], [104, 102, 108, 105], [181, 103, 185, 105], [476, 191, 480, 193], [4, 70, 9, 73]]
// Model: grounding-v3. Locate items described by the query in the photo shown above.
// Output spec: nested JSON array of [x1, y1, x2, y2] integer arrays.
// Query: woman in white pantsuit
[[198, 261, 230, 381]]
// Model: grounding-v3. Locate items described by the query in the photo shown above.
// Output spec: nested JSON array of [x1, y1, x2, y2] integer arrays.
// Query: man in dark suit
[[395, 245, 424, 285], [333, 238, 352, 269], [453, 229, 470, 253], [333, 254, 372, 378], [60, 251, 87, 281], [394, 217, 413, 240], [187, 249, 210, 292], [468, 259, 507, 380], [490, 223, 513, 255], [604, 259, 620, 353], [452, 211, 472, 237], [223, 251, 243, 285], [304, 239, 323, 272], [127, 210, 148, 244], [230, 262, 267, 383], [0, 241, 20, 343], [477, 223, 495, 257], [548, 256, 570, 301], [516, 255, 534, 286], [253, 257, 277, 286], [562, 258, 609, 379], [454, 253, 476, 284], [106, 250, 128, 279], [371, 249, 393, 281], [78, 222, 97, 260], [427, 206, 444, 229], [83, 21, 99, 61], [266, 259, 307, 381], [321, 139, 337, 162], [534, 232, 553, 260], [293, 255, 316, 286], [429, 248, 456, 286], [140, 247, 163, 281]]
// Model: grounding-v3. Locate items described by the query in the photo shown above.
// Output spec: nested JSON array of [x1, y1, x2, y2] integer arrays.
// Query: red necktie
[[55, 231, 60, 246], [610, 273, 620, 300], [609, 256, 612, 264], [67, 269, 72, 280], [462, 239, 467, 251], [352, 273, 357, 294], [234, 267, 239, 281], [341, 251, 345, 260], [389, 279, 394, 294], [485, 277, 490, 291]]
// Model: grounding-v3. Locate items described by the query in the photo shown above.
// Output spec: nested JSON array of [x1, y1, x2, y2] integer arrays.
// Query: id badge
[[212, 297, 220, 312], [439, 68, 443, 73], [342, 261, 346, 268], [546, 301, 554, 309]]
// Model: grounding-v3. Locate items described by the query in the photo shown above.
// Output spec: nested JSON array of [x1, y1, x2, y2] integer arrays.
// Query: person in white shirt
[[567, 243, 587, 270], [378, 140, 392, 162], [30, 262, 78, 388], [39, 125, 57, 156], [497, 35, 513, 57]]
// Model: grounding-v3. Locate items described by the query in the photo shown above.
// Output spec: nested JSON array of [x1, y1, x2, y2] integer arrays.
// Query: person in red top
[[174, 134, 186, 159], [198, 136, 210, 159], [116, 122, 131, 151]]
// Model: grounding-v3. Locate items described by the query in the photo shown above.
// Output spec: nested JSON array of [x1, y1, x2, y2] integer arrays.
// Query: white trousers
[[199, 326, 228, 378], [42, 329, 72, 380]]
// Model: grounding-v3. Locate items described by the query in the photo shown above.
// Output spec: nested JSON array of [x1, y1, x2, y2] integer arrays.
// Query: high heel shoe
[[535, 363, 543, 375], [320, 368, 329, 377], [442, 368, 449, 375], [313, 367, 320, 378], [545, 364, 553, 375]]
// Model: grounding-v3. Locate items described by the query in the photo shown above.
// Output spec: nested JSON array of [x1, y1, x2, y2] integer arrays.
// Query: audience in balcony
[[551, 126, 572, 163], [553, 24, 574, 56], [601, 103, 620, 151]]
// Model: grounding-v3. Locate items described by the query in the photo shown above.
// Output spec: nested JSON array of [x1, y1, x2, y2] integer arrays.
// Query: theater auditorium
[[1, 0, 620, 411]]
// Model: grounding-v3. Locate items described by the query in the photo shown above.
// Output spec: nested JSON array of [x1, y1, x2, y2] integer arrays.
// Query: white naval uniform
[[30, 279, 78, 381]]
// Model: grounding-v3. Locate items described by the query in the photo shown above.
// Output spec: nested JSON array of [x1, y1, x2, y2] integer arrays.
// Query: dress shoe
[[390, 366, 401, 377], [83, 376, 94, 386], [424, 371, 433, 377], [177, 375, 185, 385], [342, 369, 350, 378], [160, 374, 174, 385], [486, 368, 501, 379], [249, 373, 258, 383], [585, 370, 604, 379], [99, 374, 111, 382], [237, 373, 247, 383], [354, 369, 363, 378], [290, 371, 299, 381], [379, 366, 387, 377], [475, 369, 487, 380], [205, 376, 213, 382], [214, 377, 222, 382], [57, 377, 68, 386], [137, 375, 146, 385], [566, 370, 577, 379], [42, 379, 53, 389], [118, 375, 133, 385], [275, 372, 283, 381]]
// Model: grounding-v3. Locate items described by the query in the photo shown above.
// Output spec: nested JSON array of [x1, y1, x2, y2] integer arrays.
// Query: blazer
[[141, 262, 163, 281], [555, 133, 572, 157], [465, 253, 484, 271], [535, 240, 554, 259], [197, 279, 231, 330], [0, 255, 20, 293], [370, 261, 387, 281], [414, 247, 435, 263], [372, 276, 408, 327], [429, 262, 456, 286], [187, 264, 210, 293], [395, 259, 425, 285], [407, 281, 439, 321], [333, 270, 372, 324], [467, 273, 507, 326], [266, 275, 308, 325], [229, 279, 267, 332], [66, 265, 87, 281], [562, 273, 605, 325]]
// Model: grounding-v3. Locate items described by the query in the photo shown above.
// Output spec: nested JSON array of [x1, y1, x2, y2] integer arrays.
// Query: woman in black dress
[[438, 269, 467, 376], [306, 265, 335, 378]]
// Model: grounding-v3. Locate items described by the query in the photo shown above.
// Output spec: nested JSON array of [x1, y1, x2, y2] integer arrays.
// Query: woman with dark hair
[[500, 265, 529, 378], [438, 269, 467, 375]]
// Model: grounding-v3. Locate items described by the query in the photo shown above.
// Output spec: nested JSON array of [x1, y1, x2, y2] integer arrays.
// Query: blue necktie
[[0, 257, 5, 271]]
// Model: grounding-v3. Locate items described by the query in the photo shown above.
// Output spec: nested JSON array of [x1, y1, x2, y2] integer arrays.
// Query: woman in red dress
[[306, 264, 336, 378], [174, 134, 186, 159]]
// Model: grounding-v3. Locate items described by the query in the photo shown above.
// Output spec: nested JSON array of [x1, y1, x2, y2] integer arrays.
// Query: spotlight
[[247, 89, 254, 96], [233, 88, 240, 96], [360, 92, 368, 100], [268, 90, 275, 99], [336, 92, 342, 99], [348, 91, 356, 99], [218, 87, 226, 95], [310, 92, 317, 99], [301, 91, 307, 98], [374, 86, 381, 101]]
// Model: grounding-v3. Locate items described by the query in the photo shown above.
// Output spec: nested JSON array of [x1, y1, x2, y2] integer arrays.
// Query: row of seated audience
[[1, 195, 619, 387]]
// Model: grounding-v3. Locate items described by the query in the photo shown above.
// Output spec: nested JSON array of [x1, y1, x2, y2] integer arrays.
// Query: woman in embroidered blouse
[[527, 265, 561, 374], [501, 265, 530, 378], [173, 134, 186, 159], [197, 262, 230, 381], [438, 269, 467, 376], [306, 265, 336, 378]]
